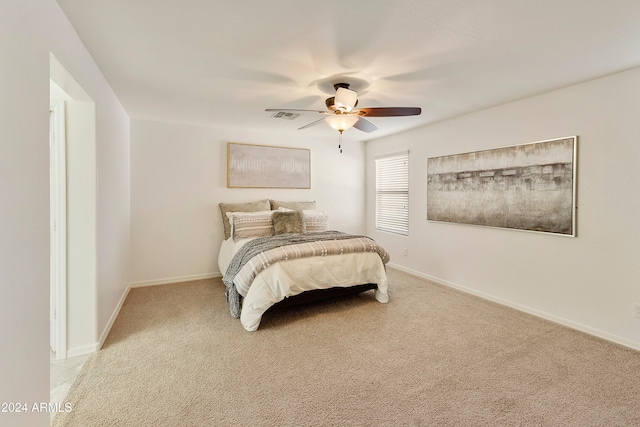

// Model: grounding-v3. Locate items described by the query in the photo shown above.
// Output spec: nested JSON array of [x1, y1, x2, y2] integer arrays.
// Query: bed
[[218, 199, 390, 331]]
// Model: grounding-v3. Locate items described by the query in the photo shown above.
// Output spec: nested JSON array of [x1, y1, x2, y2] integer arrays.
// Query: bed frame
[[268, 283, 378, 310]]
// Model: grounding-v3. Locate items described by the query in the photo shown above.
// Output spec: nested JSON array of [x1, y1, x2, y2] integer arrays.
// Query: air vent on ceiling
[[271, 111, 300, 120]]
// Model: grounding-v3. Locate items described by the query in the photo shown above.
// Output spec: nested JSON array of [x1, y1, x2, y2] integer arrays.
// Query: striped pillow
[[301, 210, 328, 232], [227, 211, 274, 241]]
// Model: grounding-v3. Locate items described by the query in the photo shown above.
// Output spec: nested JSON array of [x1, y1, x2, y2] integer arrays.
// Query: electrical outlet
[[403, 248, 408, 256], [634, 303, 640, 319]]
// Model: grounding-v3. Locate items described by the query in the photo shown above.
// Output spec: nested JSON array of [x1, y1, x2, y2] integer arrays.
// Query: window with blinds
[[375, 151, 409, 235]]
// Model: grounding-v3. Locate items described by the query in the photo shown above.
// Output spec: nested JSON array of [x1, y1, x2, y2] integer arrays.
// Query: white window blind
[[375, 151, 409, 235]]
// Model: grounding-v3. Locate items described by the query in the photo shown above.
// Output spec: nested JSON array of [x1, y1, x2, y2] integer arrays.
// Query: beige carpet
[[53, 268, 640, 426]]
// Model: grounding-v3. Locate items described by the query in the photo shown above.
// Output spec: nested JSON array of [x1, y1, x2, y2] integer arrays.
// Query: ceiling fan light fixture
[[325, 114, 359, 133], [334, 87, 358, 112]]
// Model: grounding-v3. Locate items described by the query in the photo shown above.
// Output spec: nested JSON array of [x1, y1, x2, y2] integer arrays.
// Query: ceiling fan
[[266, 83, 421, 148]]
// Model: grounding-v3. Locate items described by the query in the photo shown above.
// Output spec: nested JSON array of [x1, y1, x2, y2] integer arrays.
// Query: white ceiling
[[57, 0, 640, 142]]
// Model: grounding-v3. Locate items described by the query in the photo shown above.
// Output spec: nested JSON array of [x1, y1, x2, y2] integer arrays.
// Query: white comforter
[[218, 237, 389, 331]]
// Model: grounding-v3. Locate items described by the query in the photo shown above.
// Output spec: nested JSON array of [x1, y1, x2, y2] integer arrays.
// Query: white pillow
[[302, 210, 328, 232]]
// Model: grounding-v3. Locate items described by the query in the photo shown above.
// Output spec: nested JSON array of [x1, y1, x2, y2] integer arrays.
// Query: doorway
[[49, 53, 98, 361]]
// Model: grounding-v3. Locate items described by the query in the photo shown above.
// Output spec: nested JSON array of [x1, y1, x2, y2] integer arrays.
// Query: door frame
[[50, 101, 67, 360]]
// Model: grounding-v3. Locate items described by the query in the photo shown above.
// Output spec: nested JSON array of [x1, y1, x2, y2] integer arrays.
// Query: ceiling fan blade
[[353, 117, 378, 133], [334, 87, 358, 112], [358, 107, 421, 117], [297, 117, 326, 130], [265, 108, 328, 114]]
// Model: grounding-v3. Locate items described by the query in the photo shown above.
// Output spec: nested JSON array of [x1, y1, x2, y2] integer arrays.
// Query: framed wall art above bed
[[227, 142, 311, 189]]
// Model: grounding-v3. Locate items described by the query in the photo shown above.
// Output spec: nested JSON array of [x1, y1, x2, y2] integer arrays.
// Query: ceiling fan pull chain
[[339, 131, 343, 153]]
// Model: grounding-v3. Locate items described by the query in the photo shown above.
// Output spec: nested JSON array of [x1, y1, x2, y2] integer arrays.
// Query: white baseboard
[[130, 272, 221, 288], [67, 343, 100, 358], [64, 284, 131, 359], [387, 263, 640, 352], [96, 282, 132, 351]]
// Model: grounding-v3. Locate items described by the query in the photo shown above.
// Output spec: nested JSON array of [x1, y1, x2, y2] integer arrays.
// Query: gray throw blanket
[[223, 231, 385, 318]]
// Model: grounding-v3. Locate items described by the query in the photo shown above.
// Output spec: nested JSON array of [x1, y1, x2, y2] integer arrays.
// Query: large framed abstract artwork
[[227, 142, 311, 189], [427, 136, 577, 236]]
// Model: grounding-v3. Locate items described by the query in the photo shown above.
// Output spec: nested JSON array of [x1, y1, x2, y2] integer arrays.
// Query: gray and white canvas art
[[427, 137, 577, 236], [227, 142, 311, 188]]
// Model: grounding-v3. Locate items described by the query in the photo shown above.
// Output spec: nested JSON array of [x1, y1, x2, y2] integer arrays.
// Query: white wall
[[130, 119, 365, 284], [366, 67, 640, 350], [0, 1, 130, 425], [64, 99, 98, 354]]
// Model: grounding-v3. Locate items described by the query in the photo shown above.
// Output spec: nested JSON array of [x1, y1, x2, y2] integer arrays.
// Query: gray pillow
[[272, 211, 305, 235], [219, 200, 271, 240], [269, 200, 316, 211]]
